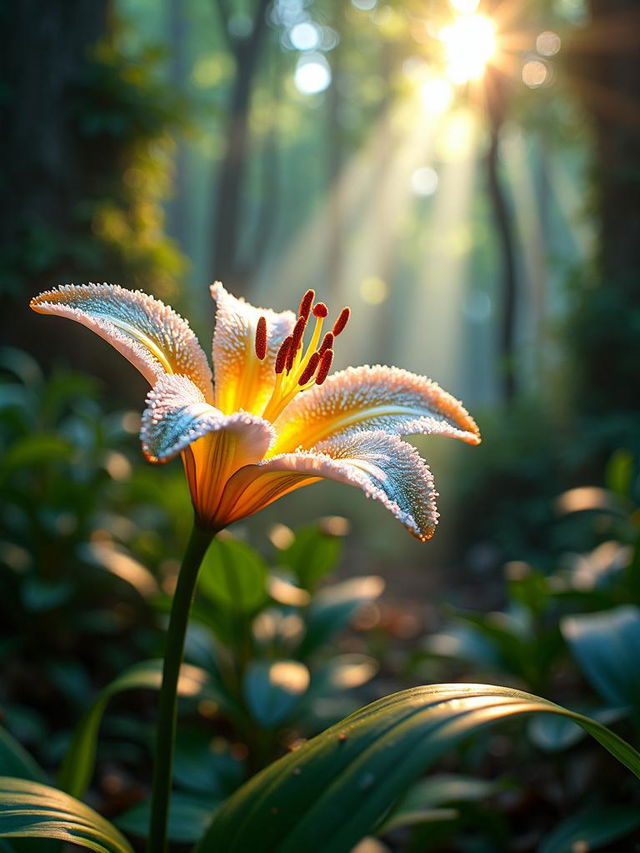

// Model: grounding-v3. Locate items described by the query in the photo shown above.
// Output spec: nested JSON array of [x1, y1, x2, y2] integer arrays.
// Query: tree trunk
[[210, 0, 271, 294], [569, 1, 640, 420], [484, 68, 518, 403], [0, 0, 109, 294], [166, 0, 190, 251]]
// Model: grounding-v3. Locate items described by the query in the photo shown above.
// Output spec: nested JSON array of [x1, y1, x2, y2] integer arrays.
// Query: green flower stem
[[147, 523, 214, 853]]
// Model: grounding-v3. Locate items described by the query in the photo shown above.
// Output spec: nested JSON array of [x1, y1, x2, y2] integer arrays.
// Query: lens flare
[[440, 14, 497, 84]]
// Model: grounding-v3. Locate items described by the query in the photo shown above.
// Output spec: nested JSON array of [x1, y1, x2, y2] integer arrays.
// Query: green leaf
[[197, 683, 640, 853], [297, 576, 384, 658], [539, 805, 640, 853], [59, 659, 212, 799], [279, 527, 342, 591], [0, 435, 72, 473], [378, 773, 501, 834], [115, 791, 217, 843], [198, 539, 268, 614], [561, 605, 640, 707], [244, 661, 311, 728], [0, 776, 133, 853], [0, 728, 46, 784], [605, 449, 634, 501], [527, 706, 625, 752]]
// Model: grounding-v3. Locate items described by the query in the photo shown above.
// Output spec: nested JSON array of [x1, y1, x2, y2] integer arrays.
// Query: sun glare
[[440, 14, 497, 84]]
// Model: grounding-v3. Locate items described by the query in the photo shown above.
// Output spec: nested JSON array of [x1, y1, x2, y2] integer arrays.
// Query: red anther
[[318, 332, 334, 355], [315, 349, 333, 385], [298, 352, 320, 386], [312, 302, 328, 318], [298, 289, 315, 321], [275, 336, 292, 374], [332, 307, 350, 336], [255, 316, 267, 360], [287, 316, 306, 371]]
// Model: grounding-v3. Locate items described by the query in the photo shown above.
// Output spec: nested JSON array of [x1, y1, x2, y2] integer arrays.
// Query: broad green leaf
[[115, 791, 217, 843], [539, 805, 640, 853], [197, 683, 640, 853], [279, 527, 342, 591], [0, 777, 133, 853], [244, 661, 311, 728], [198, 539, 268, 613], [561, 606, 640, 707], [59, 659, 212, 799], [297, 576, 384, 658]]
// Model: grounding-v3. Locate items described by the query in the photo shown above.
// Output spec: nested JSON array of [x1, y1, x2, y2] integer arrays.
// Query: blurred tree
[[569, 1, 640, 442], [484, 64, 519, 403], [0, 0, 185, 397], [211, 0, 272, 293]]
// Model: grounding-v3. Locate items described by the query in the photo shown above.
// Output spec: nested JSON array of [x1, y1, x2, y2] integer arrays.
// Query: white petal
[[210, 282, 296, 415], [140, 374, 274, 463], [31, 283, 213, 399], [271, 364, 480, 453], [216, 430, 439, 541]]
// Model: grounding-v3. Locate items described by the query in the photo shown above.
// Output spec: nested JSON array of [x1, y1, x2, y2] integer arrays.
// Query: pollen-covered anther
[[313, 302, 328, 319], [319, 332, 334, 355], [298, 352, 320, 386], [298, 289, 315, 321], [315, 349, 334, 385], [332, 307, 350, 336], [255, 315, 267, 360], [287, 316, 307, 371], [275, 336, 292, 374]]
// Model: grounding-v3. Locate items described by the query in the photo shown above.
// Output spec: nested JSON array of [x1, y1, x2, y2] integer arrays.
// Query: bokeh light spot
[[522, 59, 549, 88], [411, 167, 439, 197], [290, 21, 320, 51], [536, 30, 561, 56], [360, 276, 389, 304], [294, 54, 332, 94]]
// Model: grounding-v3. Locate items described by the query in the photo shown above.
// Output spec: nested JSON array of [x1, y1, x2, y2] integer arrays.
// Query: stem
[[147, 523, 214, 853]]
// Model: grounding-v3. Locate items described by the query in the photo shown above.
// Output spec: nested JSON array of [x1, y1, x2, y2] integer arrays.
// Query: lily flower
[[30, 283, 480, 540]]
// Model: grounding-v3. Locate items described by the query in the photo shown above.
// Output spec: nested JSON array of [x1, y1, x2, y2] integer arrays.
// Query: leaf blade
[[0, 777, 133, 853], [197, 683, 640, 853]]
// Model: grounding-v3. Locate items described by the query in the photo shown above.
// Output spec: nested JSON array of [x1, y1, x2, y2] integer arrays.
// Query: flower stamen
[[298, 289, 315, 321], [316, 349, 334, 385], [333, 307, 350, 336], [319, 332, 334, 355], [262, 291, 347, 421], [255, 316, 267, 360], [298, 351, 320, 386], [313, 302, 328, 319], [275, 336, 292, 374]]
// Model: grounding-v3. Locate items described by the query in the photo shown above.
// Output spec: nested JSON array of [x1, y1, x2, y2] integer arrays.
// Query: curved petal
[[140, 374, 274, 463], [31, 283, 213, 399], [141, 375, 275, 528], [211, 282, 296, 415], [215, 431, 439, 541], [270, 364, 480, 454]]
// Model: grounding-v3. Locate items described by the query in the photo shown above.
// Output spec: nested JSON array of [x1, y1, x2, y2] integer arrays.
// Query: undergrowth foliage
[[1, 357, 640, 851]]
